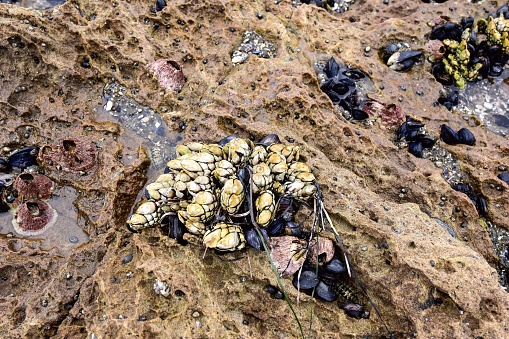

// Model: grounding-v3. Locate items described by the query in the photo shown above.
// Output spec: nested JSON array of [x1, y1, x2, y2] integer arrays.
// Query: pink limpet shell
[[12, 200, 58, 236]]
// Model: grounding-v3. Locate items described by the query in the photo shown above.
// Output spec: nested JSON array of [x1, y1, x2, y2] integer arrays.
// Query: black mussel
[[293, 268, 319, 290], [324, 257, 347, 275], [265, 285, 284, 299], [267, 218, 284, 236], [497, 4, 509, 19], [453, 183, 474, 196], [430, 22, 463, 41], [408, 141, 423, 158], [418, 136, 436, 149], [155, 0, 166, 12], [387, 50, 422, 72], [284, 221, 302, 238], [351, 109, 369, 121], [489, 63, 504, 77], [440, 125, 460, 145], [276, 195, 297, 221], [217, 135, 239, 146], [461, 17, 474, 29], [320, 78, 356, 104], [397, 119, 424, 141], [324, 57, 340, 79], [315, 280, 337, 302], [431, 62, 453, 86], [437, 91, 459, 111], [342, 69, 365, 80], [498, 172, 509, 185], [457, 128, 475, 146], [8, 146, 39, 170], [237, 166, 251, 187], [244, 227, 268, 250], [168, 214, 187, 244], [474, 196, 487, 216], [382, 43, 399, 63], [341, 303, 370, 319], [258, 134, 281, 147]]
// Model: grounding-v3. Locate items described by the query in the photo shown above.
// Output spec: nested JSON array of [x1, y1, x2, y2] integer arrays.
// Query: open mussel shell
[[320, 78, 356, 104], [387, 51, 422, 72], [292, 268, 319, 290], [397, 118, 424, 141], [8, 146, 39, 171], [341, 303, 370, 319], [498, 172, 509, 186], [431, 62, 453, 86], [457, 128, 476, 146], [382, 43, 399, 63], [440, 125, 460, 145]]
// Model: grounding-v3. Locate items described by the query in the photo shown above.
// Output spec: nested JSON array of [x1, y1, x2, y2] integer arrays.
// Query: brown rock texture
[[0, 0, 508, 338]]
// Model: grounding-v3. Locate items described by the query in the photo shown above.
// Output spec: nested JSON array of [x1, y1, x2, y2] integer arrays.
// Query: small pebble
[[122, 254, 133, 264], [69, 236, 79, 244], [364, 46, 371, 53], [430, 260, 436, 267], [192, 311, 200, 318]]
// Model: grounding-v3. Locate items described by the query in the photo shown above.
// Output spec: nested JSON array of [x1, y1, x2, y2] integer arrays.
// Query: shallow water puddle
[[0, 186, 88, 257]]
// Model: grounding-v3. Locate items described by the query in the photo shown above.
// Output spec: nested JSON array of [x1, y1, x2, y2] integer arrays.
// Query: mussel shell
[[440, 125, 460, 145], [387, 51, 422, 72], [168, 214, 186, 244], [489, 64, 504, 77], [493, 114, 509, 128], [315, 280, 337, 302], [8, 146, 39, 170], [457, 128, 476, 146], [244, 226, 268, 250], [292, 268, 319, 290], [267, 218, 284, 236], [397, 119, 424, 141], [351, 109, 369, 121], [320, 78, 356, 103], [461, 17, 474, 29], [496, 4, 509, 18], [418, 136, 436, 149], [498, 172, 509, 185], [324, 57, 340, 79], [431, 62, 453, 86], [430, 22, 463, 41], [217, 135, 239, 146], [473, 196, 487, 216], [237, 166, 251, 188], [408, 141, 423, 158], [341, 303, 370, 319], [257, 134, 281, 147], [382, 43, 399, 63], [324, 257, 347, 276], [342, 69, 365, 80], [155, 0, 166, 12], [453, 183, 474, 196], [284, 220, 302, 238], [437, 91, 459, 111]]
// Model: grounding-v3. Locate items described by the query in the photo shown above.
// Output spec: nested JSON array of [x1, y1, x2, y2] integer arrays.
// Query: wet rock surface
[[0, 0, 508, 338]]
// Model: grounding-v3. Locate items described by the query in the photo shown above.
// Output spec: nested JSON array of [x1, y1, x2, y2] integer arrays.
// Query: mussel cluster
[[320, 57, 369, 121], [440, 124, 476, 146], [396, 117, 436, 158], [429, 4, 509, 88]]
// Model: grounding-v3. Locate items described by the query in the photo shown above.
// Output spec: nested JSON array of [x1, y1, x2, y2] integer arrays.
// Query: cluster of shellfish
[[0, 138, 97, 236], [428, 3, 509, 89], [126, 134, 317, 251], [127, 134, 368, 317]]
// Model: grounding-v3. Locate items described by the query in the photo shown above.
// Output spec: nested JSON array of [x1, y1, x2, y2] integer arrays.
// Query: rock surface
[[0, 0, 508, 338]]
